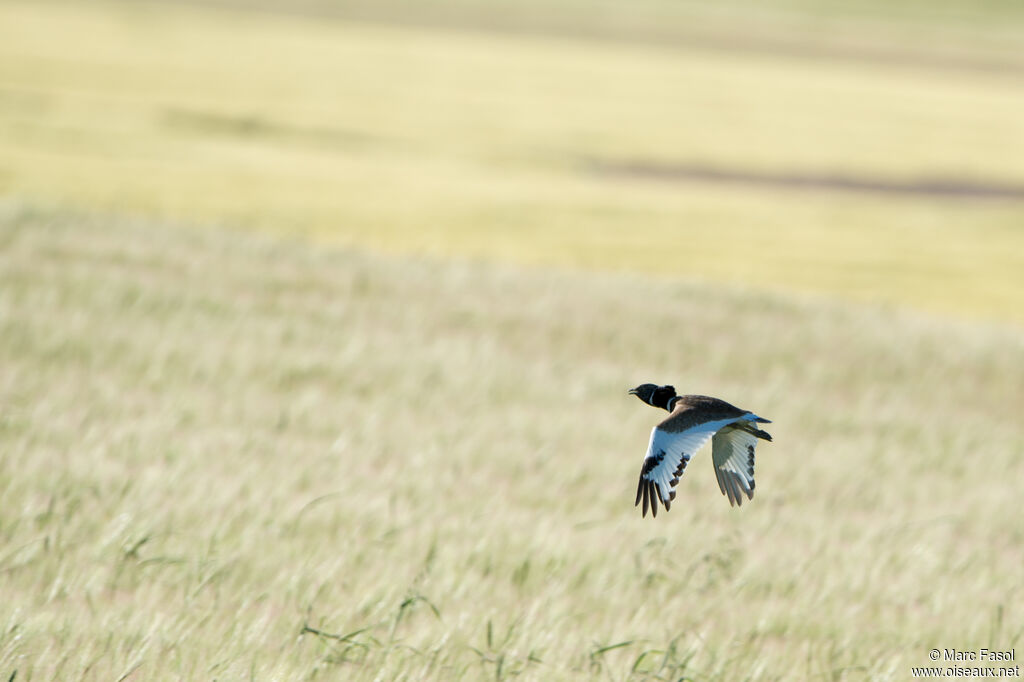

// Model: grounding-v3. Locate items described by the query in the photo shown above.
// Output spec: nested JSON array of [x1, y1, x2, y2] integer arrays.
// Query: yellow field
[[2, 207, 1022, 680], [2, 2, 1024, 679], [2, 1, 1024, 322]]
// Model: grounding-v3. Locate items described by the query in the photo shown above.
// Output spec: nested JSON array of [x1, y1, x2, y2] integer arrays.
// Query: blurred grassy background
[[2, 208, 1022, 680], [2, 0, 1024, 321], [2, 1, 1024, 680]]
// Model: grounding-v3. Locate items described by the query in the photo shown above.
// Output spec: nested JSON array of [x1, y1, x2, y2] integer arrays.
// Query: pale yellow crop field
[[2, 1, 1024, 322], [2, 3, 1024, 679], [1, 207, 1022, 680]]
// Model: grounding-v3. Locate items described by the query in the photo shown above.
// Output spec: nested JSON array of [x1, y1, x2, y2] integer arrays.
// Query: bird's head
[[628, 383, 677, 410]]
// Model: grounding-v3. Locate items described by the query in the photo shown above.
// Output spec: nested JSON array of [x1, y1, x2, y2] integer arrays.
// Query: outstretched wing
[[711, 426, 760, 507], [635, 417, 739, 517]]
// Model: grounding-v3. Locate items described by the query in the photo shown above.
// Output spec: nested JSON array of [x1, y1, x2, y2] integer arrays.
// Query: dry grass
[[2, 1, 1024, 323], [1, 205, 1021, 680]]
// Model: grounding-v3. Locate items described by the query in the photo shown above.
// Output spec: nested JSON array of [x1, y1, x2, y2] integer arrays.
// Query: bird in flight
[[628, 383, 772, 517]]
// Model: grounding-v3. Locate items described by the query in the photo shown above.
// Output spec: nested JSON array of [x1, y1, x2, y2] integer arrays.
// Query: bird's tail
[[738, 420, 773, 442]]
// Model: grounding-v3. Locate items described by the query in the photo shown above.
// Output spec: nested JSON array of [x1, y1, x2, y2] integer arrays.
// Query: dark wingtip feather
[[635, 476, 644, 507], [641, 479, 650, 517], [650, 482, 658, 517]]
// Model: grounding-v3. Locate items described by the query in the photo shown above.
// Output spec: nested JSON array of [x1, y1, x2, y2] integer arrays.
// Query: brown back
[[658, 395, 747, 433]]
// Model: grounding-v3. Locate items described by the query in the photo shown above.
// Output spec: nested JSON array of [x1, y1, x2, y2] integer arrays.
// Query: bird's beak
[[627, 388, 639, 395]]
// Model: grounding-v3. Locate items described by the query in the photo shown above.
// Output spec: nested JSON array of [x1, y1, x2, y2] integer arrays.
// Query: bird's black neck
[[650, 388, 678, 411]]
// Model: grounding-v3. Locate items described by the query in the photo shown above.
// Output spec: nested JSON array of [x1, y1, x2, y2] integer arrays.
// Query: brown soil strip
[[586, 160, 1024, 201]]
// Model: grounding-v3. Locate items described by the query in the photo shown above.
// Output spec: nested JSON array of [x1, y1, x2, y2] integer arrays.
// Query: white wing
[[636, 418, 738, 517], [711, 426, 759, 507]]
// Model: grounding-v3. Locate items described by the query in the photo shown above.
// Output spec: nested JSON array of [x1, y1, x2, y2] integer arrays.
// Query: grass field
[[1, 206, 1023, 680], [2, 0, 1024, 322], [2, 1, 1024, 679]]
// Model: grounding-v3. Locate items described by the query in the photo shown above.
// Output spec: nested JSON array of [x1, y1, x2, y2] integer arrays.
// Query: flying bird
[[628, 383, 772, 517]]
